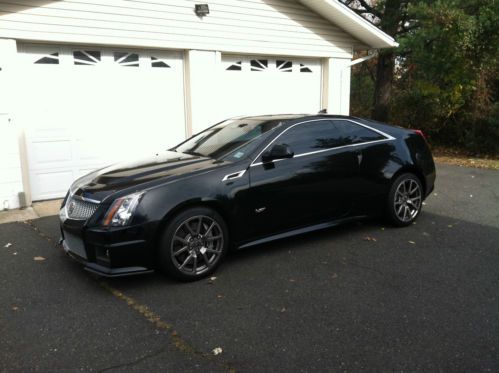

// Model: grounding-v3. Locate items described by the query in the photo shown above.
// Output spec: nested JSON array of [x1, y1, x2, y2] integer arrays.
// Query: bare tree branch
[[339, 0, 382, 23]]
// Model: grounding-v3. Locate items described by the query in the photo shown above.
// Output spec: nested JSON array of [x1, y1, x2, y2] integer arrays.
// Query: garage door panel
[[219, 55, 321, 122], [20, 44, 186, 201], [75, 138, 108, 164], [29, 140, 72, 165], [25, 127, 71, 140], [29, 170, 75, 201]]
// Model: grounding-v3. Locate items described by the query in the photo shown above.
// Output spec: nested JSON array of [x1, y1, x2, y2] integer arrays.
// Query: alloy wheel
[[170, 215, 224, 275], [394, 178, 422, 223]]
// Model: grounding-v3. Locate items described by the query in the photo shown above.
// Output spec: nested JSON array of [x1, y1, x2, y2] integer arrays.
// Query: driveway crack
[[99, 281, 236, 373], [97, 347, 169, 372]]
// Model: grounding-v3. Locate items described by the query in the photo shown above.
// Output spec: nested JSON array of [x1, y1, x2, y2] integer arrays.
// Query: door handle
[[356, 150, 363, 165]]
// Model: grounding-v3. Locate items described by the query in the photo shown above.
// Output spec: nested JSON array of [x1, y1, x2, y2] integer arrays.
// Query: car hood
[[71, 151, 225, 201]]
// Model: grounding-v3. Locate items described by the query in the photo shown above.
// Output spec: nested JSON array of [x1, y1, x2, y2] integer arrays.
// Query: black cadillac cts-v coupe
[[60, 114, 435, 280]]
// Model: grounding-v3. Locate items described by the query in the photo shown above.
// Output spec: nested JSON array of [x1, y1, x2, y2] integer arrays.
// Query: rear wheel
[[387, 173, 423, 227], [158, 207, 228, 281]]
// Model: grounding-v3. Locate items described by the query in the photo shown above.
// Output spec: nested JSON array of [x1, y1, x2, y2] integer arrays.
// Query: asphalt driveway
[[1, 164, 498, 372]]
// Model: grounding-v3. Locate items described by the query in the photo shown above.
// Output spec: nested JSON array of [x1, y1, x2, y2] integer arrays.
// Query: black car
[[59, 114, 436, 280]]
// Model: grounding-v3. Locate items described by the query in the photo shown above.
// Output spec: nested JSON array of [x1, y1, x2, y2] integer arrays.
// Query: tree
[[397, 0, 499, 152], [344, 0, 499, 154], [340, 0, 413, 121]]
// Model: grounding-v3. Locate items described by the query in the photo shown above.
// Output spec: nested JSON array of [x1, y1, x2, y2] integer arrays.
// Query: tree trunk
[[371, 0, 401, 122], [372, 51, 395, 121], [340, 0, 403, 122]]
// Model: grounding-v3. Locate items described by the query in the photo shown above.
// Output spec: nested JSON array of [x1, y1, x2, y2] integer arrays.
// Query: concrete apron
[[0, 199, 62, 224]]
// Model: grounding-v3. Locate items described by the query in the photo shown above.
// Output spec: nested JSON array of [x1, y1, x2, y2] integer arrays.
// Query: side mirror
[[262, 144, 294, 162]]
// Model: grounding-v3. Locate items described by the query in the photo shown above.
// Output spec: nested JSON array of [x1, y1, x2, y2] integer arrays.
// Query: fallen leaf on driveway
[[408, 241, 416, 244], [207, 276, 217, 284], [4, 243, 12, 248], [12, 306, 18, 311], [34, 256, 46, 261], [217, 294, 224, 299], [363, 236, 377, 242], [212, 347, 223, 355]]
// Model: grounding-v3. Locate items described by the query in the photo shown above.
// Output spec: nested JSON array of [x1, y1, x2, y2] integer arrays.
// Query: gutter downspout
[[345, 50, 378, 67], [335, 50, 378, 115]]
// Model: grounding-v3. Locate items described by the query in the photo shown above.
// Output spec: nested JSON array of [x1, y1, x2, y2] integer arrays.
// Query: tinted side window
[[332, 120, 386, 145], [277, 120, 342, 154]]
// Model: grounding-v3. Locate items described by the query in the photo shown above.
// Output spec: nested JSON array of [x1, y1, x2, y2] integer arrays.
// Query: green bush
[[349, 0, 499, 156]]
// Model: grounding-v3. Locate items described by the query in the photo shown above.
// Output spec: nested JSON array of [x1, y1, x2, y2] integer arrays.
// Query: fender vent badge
[[222, 170, 246, 182]]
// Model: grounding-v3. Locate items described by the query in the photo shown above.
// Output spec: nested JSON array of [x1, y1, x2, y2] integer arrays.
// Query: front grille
[[66, 197, 99, 220], [63, 230, 87, 259]]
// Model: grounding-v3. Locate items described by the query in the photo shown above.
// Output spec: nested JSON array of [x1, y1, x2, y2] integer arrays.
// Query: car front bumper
[[60, 214, 156, 277]]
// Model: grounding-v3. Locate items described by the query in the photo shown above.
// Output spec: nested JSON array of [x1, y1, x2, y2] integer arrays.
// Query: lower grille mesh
[[67, 197, 99, 220]]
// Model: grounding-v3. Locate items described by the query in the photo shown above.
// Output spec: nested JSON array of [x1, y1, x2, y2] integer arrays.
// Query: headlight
[[102, 192, 144, 227]]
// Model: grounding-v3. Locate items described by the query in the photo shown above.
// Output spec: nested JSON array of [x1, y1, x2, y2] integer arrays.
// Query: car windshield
[[174, 118, 284, 160]]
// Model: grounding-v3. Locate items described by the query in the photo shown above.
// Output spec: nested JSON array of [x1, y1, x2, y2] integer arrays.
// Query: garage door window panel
[[300, 63, 313, 73], [276, 60, 292, 72], [151, 57, 170, 68], [114, 52, 139, 67], [226, 61, 242, 71], [250, 59, 268, 71], [35, 52, 59, 65], [73, 51, 101, 66]]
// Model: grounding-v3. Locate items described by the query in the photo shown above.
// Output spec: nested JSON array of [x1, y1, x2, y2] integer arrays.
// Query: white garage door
[[18, 44, 186, 201], [217, 55, 322, 121]]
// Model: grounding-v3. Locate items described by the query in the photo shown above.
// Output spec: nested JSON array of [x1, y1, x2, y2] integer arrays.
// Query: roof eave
[[299, 0, 399, 50]]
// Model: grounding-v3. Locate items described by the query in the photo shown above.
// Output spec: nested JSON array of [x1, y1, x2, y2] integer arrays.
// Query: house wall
[[0, 38, 24, 210], [323, 57, 352, 116], [0, 0, 355, 58]]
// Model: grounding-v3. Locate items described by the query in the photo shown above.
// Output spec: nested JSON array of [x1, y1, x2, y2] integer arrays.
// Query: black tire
[[387, 173, 423, 227], [158, 207, 229, 281]]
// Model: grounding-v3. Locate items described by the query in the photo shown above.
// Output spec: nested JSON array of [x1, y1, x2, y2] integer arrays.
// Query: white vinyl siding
[[0, 114, 23, 209], [0, 0, 357, 57]]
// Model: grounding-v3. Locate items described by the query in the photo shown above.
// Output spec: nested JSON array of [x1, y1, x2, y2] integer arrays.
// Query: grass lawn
[[432, 147, 499, 170]]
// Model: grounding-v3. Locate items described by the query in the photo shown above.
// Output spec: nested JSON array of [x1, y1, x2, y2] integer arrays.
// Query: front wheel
[[387, 173, 423, 227], [158, 207, 228, 281]]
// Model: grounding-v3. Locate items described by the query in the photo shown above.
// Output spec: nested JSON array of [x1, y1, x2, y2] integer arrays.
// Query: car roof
[[235, 114, 354, 122], [230, 114, 405, 139]]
